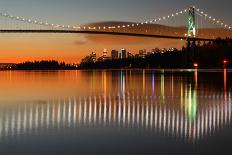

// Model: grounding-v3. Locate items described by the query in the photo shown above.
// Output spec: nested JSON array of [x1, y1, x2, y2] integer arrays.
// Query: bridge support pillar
[[186, 6, 197, 67]]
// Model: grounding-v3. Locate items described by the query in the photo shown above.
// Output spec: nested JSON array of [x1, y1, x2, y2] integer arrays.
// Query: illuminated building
[[127, 52, 134, 58], [103, 48, 107, 58], [120, 48, 127, 59], [111, 50, 119, 59]]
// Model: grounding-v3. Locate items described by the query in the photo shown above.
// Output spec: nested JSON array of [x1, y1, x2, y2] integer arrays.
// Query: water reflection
[[0, 69, 231, 145], [0, 91, 231, 143]]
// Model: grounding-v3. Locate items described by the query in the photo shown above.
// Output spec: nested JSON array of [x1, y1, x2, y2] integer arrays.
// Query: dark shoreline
[[1, 68, 232, 71]]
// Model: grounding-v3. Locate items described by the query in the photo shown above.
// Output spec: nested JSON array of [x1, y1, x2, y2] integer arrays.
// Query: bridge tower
[[187, 6, 196, 38], [187, 6, 197, 66]]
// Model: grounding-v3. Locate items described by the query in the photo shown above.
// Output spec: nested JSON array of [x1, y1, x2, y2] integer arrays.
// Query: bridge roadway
[[0, 29, 218, 41]]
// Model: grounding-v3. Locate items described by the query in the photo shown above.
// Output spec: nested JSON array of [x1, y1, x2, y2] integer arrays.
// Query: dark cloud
[[75, 40, 87, 45]]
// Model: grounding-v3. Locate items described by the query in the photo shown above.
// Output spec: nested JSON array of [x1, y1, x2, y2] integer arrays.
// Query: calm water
[[0, 69, 232, 155]]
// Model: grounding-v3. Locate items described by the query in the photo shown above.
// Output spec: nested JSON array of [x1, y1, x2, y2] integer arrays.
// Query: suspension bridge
[[0, 6, 231, 42]]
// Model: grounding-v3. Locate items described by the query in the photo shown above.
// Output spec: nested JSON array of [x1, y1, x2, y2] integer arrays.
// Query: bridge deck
[[0, 30, 218, 41]]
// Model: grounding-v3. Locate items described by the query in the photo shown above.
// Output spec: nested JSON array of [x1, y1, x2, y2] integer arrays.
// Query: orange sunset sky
[[0, 33, 185, 64]]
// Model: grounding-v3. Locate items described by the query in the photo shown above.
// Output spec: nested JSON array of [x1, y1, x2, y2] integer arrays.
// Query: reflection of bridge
[[0, 92, 231, 143], [0, 6, 231, 41]]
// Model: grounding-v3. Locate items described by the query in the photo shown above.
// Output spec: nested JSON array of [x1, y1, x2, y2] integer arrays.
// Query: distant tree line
[[12, 60, 77, 70], [79, 38, 232, 69]]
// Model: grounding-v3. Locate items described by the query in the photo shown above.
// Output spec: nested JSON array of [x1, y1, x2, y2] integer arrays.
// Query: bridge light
[[117, 26, 120, 28], [172, 14, 174, 17], [229, 27, 231, 29], [184, 9, 187, 12], [213, 18, 216, 21], [136, 23, 139, 26], [201, 11, 204, 14], [176, 13, 178, 15], [167, 16, 170, 18], [163, 17, 166, 20], [103, 27, 106, 29]]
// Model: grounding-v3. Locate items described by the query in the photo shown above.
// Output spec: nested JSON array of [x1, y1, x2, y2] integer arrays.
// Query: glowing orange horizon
[[0, 34, 186, 64]]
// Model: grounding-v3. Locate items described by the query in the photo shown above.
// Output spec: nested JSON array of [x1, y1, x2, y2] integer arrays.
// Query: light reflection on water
[[0, 69, 231, 154], [0, 92, 231, 143]]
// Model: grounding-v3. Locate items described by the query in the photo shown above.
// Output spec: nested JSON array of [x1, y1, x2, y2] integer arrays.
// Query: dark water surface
[[0, 69, 232, 155]]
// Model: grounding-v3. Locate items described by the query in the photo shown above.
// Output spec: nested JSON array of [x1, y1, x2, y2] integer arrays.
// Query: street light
[[193, 63, 198, 68], [223, 59, 230, 66]]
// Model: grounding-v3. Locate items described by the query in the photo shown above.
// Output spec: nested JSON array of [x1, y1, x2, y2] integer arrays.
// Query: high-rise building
[[103, 48, 107, 58], [98, 49, 112, 62], [127, 52, 134, 58], [120, 48, 127, 59], [111, 50, 119, 59]]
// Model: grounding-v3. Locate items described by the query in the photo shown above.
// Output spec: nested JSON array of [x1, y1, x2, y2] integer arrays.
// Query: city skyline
[[81, 47, 178, 62]]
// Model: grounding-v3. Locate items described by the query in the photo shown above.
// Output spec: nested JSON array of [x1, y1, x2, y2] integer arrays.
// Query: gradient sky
[[0, 0, 231, 63]]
